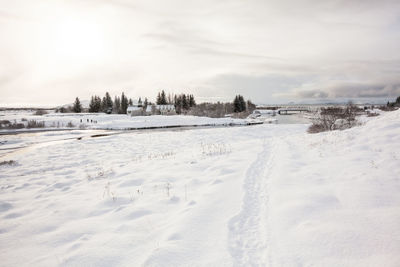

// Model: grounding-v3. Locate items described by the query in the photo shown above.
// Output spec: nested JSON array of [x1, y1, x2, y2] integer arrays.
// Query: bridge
[[277, 107, 311, 115]]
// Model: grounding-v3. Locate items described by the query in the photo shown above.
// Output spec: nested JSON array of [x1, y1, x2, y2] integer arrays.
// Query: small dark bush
[[379, 105, 398, 111], [366, 112, 379, 117], [56, 106, 71, 113], [11, 123, 25, 129], [67, 121, 75, 128], [307, 123, 326, 133], [0, 160, 16, 166], [34, 110, 48, 116], [0, 120, 11, 125], [27, 120, 45, 128], [0, 120, 25, 129]]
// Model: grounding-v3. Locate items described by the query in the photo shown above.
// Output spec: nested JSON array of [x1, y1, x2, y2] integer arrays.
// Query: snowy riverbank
[[0, 110, 399, 266], [1, 112, 255, 132]]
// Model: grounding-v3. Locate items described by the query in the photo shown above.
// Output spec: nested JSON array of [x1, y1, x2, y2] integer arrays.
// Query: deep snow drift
[[0, 111, 399, 266]]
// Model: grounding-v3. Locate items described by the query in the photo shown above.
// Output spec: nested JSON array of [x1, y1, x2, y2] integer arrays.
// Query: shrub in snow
[[33, 110, 48, 116], [308, 103, 361, 133], [67, 121, 75, 128], [0, 120, 24, 129], [27, 120, 45, 128], [307, 123, 325, 134], [201, 142, 231, 157], [0, 160, 17, 166]]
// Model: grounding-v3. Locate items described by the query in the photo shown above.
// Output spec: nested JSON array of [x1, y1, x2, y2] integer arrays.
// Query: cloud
[[280, 81, 400, 100], [1, 0, 400, 105]]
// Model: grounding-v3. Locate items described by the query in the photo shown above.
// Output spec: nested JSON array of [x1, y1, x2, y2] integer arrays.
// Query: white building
[[145, 104, 176, 115], [157, 104, 176, 115], [127, 103, 144, 116]]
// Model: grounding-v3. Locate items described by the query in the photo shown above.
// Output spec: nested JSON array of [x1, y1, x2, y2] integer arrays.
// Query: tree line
[[188, 95, 256, 118], [386, 96, 400, 109], [156, 90, 196, 114], [57, 92, 143, 114], [87, 92, 134, 114], [60, 90, 255, 117]]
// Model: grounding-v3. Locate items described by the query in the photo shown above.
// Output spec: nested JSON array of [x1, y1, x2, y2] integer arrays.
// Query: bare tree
[[308, 102, 361, 133]]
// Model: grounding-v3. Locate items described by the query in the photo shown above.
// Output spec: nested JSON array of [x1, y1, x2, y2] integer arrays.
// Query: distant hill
[[57, 99, 90, 109]]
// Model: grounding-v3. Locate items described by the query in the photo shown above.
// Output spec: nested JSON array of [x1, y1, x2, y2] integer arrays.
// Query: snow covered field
[[0, 111, 399, 266], [0, 111, 252, 132]]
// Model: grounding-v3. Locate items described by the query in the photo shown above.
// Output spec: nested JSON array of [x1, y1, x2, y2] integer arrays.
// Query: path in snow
[[228, 139, 276, 266]]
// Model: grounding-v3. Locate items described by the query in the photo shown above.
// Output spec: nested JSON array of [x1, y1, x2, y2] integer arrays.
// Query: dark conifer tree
[[239, 95, 246, 112], [89, 95, 102, 113], [160, 90, 167, 105], [156, 92, 162, 105], [189, 94, 196, 107], [182, 94, 189, 110], [233, 95, 240, 112], [120, 92, 129, 114], [114, 96, 121, 114], [175, 95, 182, 114], [89, 96, 96, 112], [101, 96, 107, 112], [73, 97, 82, 113], [104, 92, 113, 112]]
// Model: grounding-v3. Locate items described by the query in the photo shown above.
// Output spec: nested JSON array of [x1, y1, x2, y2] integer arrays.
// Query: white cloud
[[1, 0, 400, 106]]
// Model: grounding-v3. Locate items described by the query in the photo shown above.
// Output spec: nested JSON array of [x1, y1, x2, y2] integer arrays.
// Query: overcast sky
[[1, 0, 400, 106]]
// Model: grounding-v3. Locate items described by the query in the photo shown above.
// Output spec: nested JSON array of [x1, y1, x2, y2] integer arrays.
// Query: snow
[[1, 111, 250, 131], [0, 110, 399, 266]]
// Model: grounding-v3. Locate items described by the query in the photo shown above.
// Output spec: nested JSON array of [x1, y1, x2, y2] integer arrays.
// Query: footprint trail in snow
[[228, 140, 276, 266]]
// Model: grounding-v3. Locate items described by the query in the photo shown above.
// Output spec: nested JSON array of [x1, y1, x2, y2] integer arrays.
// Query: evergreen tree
[[73, 97, 82, 113], [89, 96, 96, 112], [95, 96, 102, 112], [144, 98, 148, 109], [156, 92, 162, 105], [89, 95, 102, 113], [174, 95, 182, 114], [160, 90, 167, 105], [239, 95, 246, 112], [120, 92, 129, 114], [101, 96, 107, 112], [182, 94, 189, 110], [233, 95, 241, 112], [103, 92, 113, 112], [189, 94, 196, 107], [91, 96, 98, 112], [114, 96, 121, 114], [138, 97, 142, 107], [232, 95, 246, 112], [128, 98, 133, 106]]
